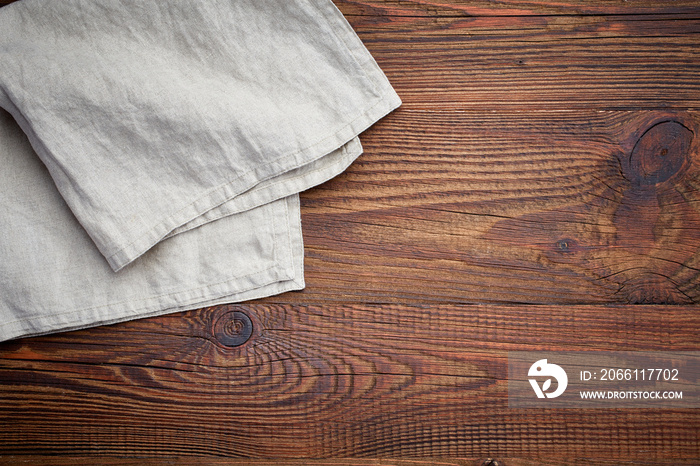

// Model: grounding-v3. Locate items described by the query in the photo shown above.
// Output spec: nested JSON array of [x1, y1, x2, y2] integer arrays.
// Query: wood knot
[[555, 238, 577, 254], [480, 459, 504, 466], [214, 311, 253, 347], [629, 120, 693, 185]]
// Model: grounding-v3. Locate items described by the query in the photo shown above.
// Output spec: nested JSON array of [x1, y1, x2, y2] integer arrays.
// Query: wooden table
[[1, 1, 699, 464]]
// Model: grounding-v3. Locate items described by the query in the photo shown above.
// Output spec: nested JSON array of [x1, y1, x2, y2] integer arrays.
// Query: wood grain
[[6, 0, 698, 14], [352, 14, 700, 110], [0, 0, 699, 464], [335, 0, 700, 16], [2, 459, 699, 466], [4, 1, 699, 112], [278, 110, 700, 305], [1, 459, 699, 466], [0, 303, 698, 461], [2, 0, 700, 15]]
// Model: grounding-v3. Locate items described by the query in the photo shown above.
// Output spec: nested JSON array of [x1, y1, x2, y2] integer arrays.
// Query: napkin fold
[[0, 0, 400, 341]]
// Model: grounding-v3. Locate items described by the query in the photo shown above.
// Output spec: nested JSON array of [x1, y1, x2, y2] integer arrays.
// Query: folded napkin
[[0, 0, 400, 341]]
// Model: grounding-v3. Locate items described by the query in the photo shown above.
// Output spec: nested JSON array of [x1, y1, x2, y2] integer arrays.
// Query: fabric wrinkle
[[0, 0, 401, 342]]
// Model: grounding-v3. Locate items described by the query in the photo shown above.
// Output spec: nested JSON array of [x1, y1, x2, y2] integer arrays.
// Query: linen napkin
[[0, 0, 400, 341]]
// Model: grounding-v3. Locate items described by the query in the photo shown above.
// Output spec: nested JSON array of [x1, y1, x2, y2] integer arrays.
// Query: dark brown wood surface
[[1, 0, 699, 464]]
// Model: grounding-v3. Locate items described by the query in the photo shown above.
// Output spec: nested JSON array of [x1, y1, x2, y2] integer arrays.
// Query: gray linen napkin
[[0, 0, 400, 341]]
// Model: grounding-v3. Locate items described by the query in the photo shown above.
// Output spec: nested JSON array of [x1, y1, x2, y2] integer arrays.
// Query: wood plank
[[2, 4, 698, 110], [3, 0, 700, 15], [351, 14, 700, 110], [1, 459, 699, 466], [271, 109, 700, 305], [0, 303, 698, 460], [1, 1, 698, 464], [335, 0, 700, 17]]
